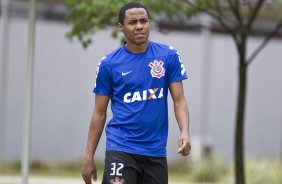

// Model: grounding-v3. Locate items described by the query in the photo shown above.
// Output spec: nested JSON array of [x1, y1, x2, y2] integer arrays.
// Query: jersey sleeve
[[93, 59, 113, 96], [167, 48, 188, 83]]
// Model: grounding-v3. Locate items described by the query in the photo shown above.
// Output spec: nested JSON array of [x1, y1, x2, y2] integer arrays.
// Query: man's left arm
[[169, 81, 191, 156]]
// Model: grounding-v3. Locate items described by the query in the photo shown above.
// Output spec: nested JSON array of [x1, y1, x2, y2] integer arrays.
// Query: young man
[[82, 2, 191, 184]]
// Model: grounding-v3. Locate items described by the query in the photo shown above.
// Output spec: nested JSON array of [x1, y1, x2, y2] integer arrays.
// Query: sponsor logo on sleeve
[[176, 51, 186, 76], [94, 56, 106, 87]]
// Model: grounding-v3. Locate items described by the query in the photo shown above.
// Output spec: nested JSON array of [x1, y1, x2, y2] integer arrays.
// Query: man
[[82, 2, 191, 184]]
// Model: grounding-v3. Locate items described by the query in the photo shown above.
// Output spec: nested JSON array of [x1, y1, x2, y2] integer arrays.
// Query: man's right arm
[[82, 94, 110, 184]]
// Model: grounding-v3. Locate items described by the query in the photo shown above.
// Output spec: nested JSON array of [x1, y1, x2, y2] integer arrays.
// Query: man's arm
[[169, 81, 191, 156], [82, 94, 110, 184]]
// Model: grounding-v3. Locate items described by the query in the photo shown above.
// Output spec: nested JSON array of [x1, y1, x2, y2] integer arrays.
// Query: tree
[[65, 0, 184, 47], [182, 1, 282, 184], [65, 0, 282, 183]]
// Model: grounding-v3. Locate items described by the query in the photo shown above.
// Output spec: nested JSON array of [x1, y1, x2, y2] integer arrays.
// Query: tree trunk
[[235, 61, 248, 184]]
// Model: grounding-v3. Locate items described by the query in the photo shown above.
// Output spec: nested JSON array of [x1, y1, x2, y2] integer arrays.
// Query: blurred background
[[0, 0, 281, 183]]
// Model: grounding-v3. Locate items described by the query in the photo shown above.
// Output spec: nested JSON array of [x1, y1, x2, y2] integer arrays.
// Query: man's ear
[[118, 23, 123, 32]]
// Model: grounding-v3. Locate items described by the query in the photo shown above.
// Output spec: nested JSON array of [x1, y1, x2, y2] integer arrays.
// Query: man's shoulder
[[149, 41, 178, 56], [99, 46, 124, 64], [150, 41, 169, 50]]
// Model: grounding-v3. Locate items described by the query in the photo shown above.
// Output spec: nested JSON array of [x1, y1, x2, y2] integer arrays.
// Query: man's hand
[[178, 135, 191, 156], [82, 157, 97, 184]]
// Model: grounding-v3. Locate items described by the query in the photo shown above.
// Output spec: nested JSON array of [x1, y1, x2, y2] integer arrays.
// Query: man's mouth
[[135, 33, 146, 36]]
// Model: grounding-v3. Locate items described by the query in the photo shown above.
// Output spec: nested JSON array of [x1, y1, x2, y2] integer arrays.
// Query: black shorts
[[102, 151, 168, 184]]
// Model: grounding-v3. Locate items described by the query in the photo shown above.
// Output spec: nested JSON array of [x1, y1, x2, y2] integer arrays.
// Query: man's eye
[[140, 19, 148, 24], [129, 21, 136, 25]]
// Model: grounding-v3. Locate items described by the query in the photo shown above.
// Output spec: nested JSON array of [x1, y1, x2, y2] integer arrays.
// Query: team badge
[[148, 60, 165, 79], [110, 177, 125, 184]]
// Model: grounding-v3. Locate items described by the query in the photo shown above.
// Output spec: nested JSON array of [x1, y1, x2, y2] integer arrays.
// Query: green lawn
[[1, 154, 281, 184]]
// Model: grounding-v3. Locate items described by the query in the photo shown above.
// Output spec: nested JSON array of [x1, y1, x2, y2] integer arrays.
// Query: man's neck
[[125, 41, 149, 53]]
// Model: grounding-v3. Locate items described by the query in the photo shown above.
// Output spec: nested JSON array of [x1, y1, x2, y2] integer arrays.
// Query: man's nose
[[136, 21, 143, 29]]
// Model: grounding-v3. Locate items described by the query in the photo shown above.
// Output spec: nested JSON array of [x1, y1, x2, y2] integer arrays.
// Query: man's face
[[118, 8, 150, 46]]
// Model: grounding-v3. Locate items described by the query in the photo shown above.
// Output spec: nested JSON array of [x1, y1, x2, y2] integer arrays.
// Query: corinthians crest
[[148, 60, 165, 79], [110, 177, 125, 184]]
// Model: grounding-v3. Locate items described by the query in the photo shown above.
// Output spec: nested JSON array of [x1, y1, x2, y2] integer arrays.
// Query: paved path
[[0, 175, 189, 184], [0, 175, 96, 184]]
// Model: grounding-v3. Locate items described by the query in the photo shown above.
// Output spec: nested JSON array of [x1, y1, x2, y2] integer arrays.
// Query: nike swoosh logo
[[122, 71, 132, 76]]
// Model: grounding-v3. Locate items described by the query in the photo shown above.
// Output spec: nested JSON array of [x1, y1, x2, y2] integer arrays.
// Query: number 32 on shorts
[[110, 163, 124, 176]]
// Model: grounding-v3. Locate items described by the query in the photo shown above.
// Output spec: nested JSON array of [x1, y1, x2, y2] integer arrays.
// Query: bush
[[0, 160, 21, 174], [246, 158, 282, 184], [30, 160, 49, 170], [189, 153, 229, 183], [169, 159, 192, 174]]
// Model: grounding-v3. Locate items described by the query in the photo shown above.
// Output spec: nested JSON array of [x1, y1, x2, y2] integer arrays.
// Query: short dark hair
[[118, 2, 150, 24]]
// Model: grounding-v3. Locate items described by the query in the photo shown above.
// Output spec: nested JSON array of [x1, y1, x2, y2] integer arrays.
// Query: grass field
[[1, 154, 281, 184]]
